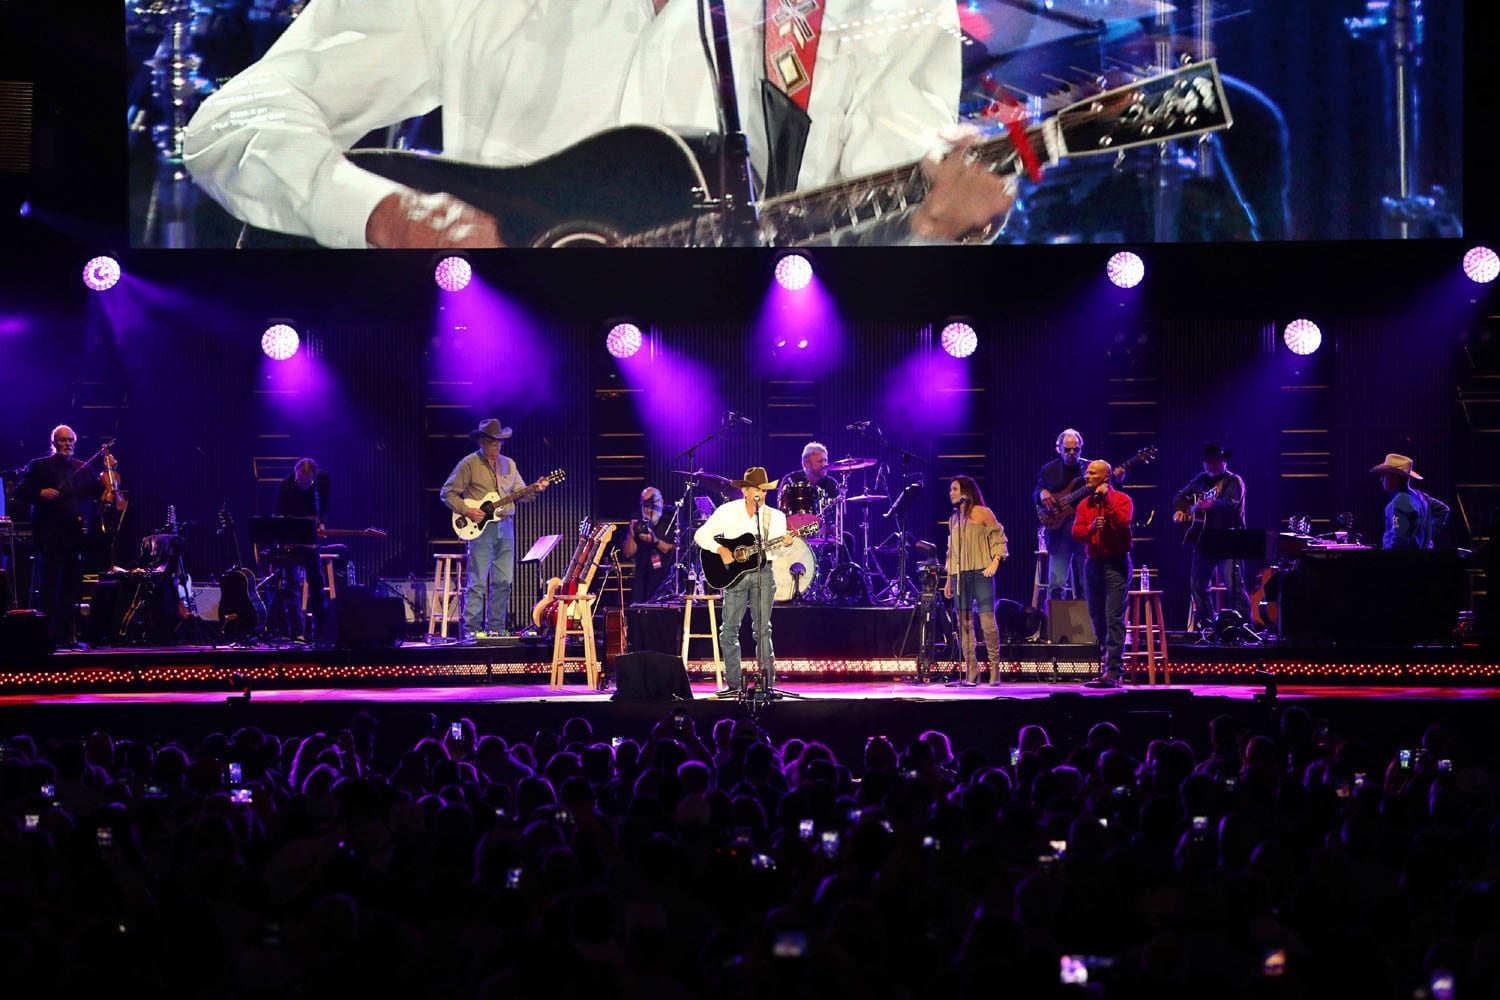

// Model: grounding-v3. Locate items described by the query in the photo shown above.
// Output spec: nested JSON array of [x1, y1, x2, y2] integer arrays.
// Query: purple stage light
[[1106, 251, 1144, 289], [261, 323, 301, 360], [1283, 318, 1322, 356], [434, 256, 472, 291], [796, 338, 809, 349], [82, 256, 121, 292], [606, 322, 642, 359], [774, 253, 813, 291], [19, 201, 31, 218], [1463, 246, 1499, 284], [940, 322, 977, 358]]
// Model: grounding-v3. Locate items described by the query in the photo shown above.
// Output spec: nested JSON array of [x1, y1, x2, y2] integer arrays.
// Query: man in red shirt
[[1071, 460, 1133, 688]]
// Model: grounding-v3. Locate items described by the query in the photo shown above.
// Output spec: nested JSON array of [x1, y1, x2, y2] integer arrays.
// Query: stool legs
[[681, 595, 724, 690]]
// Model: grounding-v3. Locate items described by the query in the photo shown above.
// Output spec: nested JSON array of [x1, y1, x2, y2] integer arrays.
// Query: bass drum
[[772, 537, 818, 602]]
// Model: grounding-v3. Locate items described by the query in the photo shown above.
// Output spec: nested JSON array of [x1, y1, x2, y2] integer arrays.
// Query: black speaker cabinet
[[1047, 599, 1096, 644], [612, 651, 693, 702], [335, 588, 406, 649], [1, 610, 52, 669]]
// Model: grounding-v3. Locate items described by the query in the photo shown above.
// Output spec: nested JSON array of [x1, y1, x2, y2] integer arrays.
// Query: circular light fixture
[[1105, 251, 1145, 289], [1463, 246, 1499, 284], [82, 256, 121, 292], [1282, 318, 1322, 356], [774, 253, 813, 291], [605, 322, 642, 359], [261, 323, 301, 360], [434, 256, 472, 291], [940, 322, 978, 358]]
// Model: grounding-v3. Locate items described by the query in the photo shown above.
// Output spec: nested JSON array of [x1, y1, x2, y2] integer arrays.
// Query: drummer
[[778, 442, 841, 537]]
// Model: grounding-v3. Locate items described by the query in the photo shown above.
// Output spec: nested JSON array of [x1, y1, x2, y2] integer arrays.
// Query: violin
[[98, 441, 128, 533]]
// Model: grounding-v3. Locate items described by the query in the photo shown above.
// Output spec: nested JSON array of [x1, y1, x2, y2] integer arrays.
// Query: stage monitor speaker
[[1047, 599, 1096, 644], [1, 610, 52, 669], [335, 588, 405, 649], [190, 582, 221, 622], [612, 651, 693, 702]]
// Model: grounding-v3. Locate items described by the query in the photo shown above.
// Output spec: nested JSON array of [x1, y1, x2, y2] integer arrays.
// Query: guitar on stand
[[452, 469, 566, 540], [604, 549, 628, 680], [216, 504, 266, 641], [531, 519, 616, 631]]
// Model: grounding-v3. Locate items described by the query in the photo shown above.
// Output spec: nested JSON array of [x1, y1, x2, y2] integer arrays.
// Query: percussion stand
[[651, 480, 698, 602]]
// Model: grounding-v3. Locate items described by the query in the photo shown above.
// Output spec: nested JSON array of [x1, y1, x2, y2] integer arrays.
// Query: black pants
[[34, 539, 85, 644]]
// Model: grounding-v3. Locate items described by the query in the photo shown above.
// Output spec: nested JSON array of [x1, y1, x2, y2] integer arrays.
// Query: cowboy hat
[[730, 466, 779, 490], [468, 418, 513, 442], [1202, 442, 1233, 460], [1370, 453, 1422, 480]]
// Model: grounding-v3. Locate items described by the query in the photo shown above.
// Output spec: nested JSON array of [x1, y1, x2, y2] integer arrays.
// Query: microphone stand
[[702, 0, 762, 245], [664, 422, 737, 600], [749, 492, 802, 704]]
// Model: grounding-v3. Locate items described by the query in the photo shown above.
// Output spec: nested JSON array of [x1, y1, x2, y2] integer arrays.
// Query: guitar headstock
[[1056, 61, 1232, 160], [217, 502, 234, 534], [1133, 446, 1159, 465], [546, 469, 567, 485], [795, 522, 821, 538]]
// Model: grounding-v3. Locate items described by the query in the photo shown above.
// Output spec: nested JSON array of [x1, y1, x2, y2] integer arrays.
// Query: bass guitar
[[531, 519, 615, 630], [452, 469, 566, 540], [321, 526, 389, 540], [248, 62, 1229, 249], [216, 504, 267, 637], [1036, 447, 1158, 530], [701, 522, 823, 591]]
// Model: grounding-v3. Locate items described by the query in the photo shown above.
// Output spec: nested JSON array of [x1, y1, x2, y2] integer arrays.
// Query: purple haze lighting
[[434, 256, 473, 291], [606, 322, 643, 359], [1463, 246, 1499, 284], [940, 322, 977, 358], [1282, 318, 1322, 356], [82, 256, 121, 292], [774, 253, 813, 291], [261, 323, 301, 360], [1105, 251, 1144, 289]]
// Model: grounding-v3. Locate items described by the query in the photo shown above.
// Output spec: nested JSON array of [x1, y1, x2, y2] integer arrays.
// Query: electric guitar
[[321, 526, 389, 540], [530, 518, 615, 630], [250, 62, 1230, 248], [452, 469, 566, 540], [1179, 477, 1228, 546], [1036, 447, 1158, 530], [701, 522, 823, 591]]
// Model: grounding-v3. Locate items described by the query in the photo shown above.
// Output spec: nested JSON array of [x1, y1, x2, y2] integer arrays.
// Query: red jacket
[[1071, 488, 1133, 559]]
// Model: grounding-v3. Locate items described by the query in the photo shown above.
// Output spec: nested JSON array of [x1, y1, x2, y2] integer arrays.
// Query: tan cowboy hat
[[468, 418, 513, 442], [1370, 453, 1422, 480], [730, 466, 779, 490]]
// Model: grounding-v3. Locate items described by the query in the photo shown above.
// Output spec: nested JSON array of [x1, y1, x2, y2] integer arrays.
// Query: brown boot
[[957, 616, 980, 683], [980, 612, 1003, 684]]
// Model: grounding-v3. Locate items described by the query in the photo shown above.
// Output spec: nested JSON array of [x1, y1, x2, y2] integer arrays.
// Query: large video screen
[[125, 0, 1465, 248]]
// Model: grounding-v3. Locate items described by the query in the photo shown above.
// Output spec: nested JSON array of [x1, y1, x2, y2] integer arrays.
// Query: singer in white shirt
[[181, 0, 1012, 247], [694, 467, 794, 694]]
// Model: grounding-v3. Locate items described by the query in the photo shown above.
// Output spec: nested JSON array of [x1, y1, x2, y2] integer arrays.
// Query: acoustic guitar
[[216, 504, 266, 637], [700, 522, 823, 590]]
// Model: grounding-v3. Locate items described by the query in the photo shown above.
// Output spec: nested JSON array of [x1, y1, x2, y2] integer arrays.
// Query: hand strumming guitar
[[366, 190, 505, 248]]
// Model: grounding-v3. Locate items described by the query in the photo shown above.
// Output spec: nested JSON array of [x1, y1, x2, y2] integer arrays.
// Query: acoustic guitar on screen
[[451, 469, 566, 540]]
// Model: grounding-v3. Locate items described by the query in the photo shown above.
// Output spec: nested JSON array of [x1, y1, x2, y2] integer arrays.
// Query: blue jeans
[[1085, 554, 1131, 674], [954, 568, 995, 614], [719, 564, 775, 689], [463, 517, 514, 634], [1044, 525, 1086, 605], [1190, 552, 1253, 624]]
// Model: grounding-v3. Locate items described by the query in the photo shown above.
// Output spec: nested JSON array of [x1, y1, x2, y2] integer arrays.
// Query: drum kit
[[658, 457, 919, 606]]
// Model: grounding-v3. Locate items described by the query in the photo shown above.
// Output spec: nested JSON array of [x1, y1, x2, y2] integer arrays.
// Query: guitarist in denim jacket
[[1171, 442, 1253, 629]]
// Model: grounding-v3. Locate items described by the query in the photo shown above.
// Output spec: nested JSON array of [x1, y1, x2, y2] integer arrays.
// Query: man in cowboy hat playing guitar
[[694, 467, 796, 696], [441, 418, 551, 639], [1371, 453, 1449, 550]]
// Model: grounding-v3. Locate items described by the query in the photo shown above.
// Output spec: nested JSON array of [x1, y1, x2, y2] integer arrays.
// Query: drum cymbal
[[671, 468, 735, 487], [827, 457, 876, 472], [845, 494, 888, 504]]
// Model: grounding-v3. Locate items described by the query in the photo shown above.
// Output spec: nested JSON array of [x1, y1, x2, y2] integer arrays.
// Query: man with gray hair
[[621, 485, 675, 604]]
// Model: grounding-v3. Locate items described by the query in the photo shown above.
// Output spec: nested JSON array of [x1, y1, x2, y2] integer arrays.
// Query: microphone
[[727, 411, 754, 426], [847, 420, 872, 430]]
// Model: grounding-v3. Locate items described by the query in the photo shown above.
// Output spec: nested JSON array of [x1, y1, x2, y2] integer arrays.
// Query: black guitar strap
[[760, 80, 811, 199]]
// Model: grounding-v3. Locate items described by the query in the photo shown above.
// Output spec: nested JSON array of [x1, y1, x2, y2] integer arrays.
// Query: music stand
[[520, 534, 564, 565]]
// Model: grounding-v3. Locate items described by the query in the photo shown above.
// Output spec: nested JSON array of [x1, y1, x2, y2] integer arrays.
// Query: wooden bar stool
[[1125, 565, 1170, 685], [428, 553, 465, 639], [550, 592, 600, 689], [681, 592, 724, 690]]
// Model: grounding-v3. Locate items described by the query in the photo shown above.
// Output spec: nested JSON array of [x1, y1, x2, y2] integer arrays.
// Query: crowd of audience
[[2, 704, 1495, 998]]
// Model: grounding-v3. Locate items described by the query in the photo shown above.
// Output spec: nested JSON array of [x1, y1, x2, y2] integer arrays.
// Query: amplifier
[[191, 582, 221, 621], [375, 577, 444, 624]]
